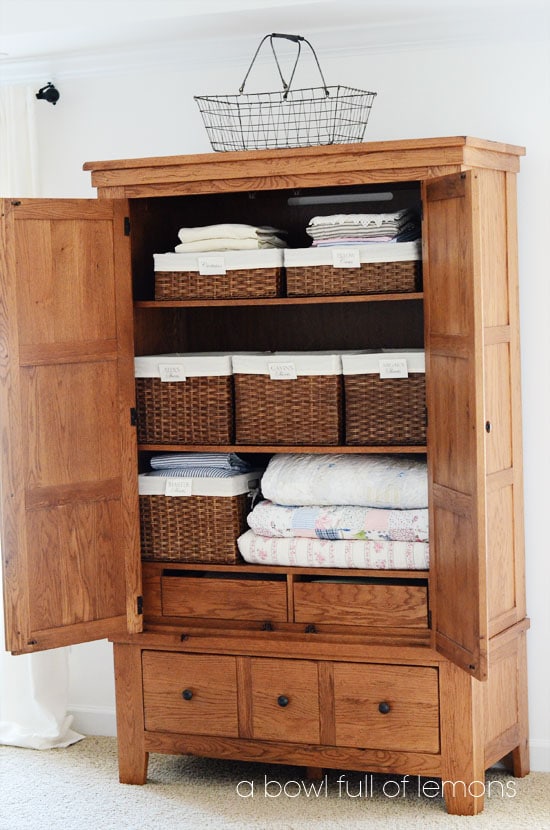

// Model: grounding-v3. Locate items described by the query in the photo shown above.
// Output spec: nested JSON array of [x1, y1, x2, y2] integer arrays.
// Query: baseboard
[[67, 705, 117, 737], [528, 740, 550, 773], [65, 708, 550, 773]]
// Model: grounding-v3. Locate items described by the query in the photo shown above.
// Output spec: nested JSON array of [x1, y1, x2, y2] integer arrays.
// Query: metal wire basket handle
[[239, 33, 330, 99]]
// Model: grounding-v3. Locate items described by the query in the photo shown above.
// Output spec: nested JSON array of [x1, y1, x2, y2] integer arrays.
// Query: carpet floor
[[1, 736, 549, 829]]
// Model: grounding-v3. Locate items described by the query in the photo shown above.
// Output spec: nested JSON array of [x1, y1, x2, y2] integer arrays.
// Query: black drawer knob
[[182, 688, 193, 701], [378, 701, 391, 714], [277, 695, 289, 707]]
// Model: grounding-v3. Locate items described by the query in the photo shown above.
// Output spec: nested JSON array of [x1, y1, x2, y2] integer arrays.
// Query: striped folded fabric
[[150, 452, 252, 471]]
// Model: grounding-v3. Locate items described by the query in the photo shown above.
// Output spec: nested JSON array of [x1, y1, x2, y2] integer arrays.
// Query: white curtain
[[0, 84, 83, 748]]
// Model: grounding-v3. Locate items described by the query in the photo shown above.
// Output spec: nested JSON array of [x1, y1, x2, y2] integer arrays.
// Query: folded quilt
[[247, 500, 428, 542], [260, 453, 428, 509], [237, 529, 429, 570]]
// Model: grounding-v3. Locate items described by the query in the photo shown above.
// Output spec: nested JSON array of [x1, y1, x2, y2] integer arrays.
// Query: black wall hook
[[36, 82, 60, 105]]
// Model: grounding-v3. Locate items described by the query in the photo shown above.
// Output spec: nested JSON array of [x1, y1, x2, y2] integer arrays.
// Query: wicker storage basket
[[284, 242, 421, 297], [343, 351, 426, 446], [154, 250, 283, 300], [135, 354, 233, 445], [233, 352, 343, 445], [138, 472, 259, 563]]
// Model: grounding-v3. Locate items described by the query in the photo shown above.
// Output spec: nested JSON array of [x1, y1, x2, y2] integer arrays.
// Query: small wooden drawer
[[161, 571, 288, 621], [293, 577, 429, 629], [333, 663, 439, 753], [249, 657, 320, 744], [142, 651, 239, 737]]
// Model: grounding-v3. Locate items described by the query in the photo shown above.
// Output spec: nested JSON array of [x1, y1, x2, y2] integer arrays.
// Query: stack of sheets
[[305, 210, 420, 246], [145, 452, 255, 479], [237, 453, 430, 570], [174, 223, 287, 252]]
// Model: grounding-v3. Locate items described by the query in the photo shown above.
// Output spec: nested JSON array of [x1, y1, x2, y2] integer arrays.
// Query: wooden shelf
[[138, 444, 428, 454], [134, 292, 423, 309]]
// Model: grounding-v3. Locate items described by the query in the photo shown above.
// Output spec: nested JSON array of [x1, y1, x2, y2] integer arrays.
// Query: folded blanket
[[247, 500, 428, 542], [260, 453, 428, 509], [178, 224, 285, 242], [175, 236, 286, 252], [175, 223, 287, 252], [237, 529, 429, 570]]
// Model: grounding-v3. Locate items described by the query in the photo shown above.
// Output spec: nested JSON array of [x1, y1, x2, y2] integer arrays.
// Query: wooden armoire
[[0, 137, 529, 815]]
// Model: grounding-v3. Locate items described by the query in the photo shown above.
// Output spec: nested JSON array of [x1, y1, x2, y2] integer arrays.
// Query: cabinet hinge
[[136, 596, 143, 615], [427, 609, 432, 628], [124, 216, 131, 236], [130, 407, 138, 426]]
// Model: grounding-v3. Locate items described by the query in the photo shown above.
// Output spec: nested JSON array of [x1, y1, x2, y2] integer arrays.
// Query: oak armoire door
[[0, 199, 142, 654], [424, 169, 524, 681]]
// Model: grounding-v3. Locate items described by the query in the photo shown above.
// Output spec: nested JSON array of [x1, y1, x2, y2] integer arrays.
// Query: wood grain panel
[[26, 498, 126, 630], [21, 362, 120, 488]]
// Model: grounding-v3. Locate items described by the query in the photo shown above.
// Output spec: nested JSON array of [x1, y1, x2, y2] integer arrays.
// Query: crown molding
[[0, 12, 547, 86]]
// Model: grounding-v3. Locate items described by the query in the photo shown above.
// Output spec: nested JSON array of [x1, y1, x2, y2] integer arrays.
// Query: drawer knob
[[378, 701, 391, 714], [277, 695, 289, 707], [182, 688, 193, 701]]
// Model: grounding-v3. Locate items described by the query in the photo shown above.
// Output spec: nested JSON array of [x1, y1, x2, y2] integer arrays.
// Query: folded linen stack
[[306, 209, 420, 246], [238, 453, 430, 570], [174, 223, 287, 252], [147, 452, 255, 479]]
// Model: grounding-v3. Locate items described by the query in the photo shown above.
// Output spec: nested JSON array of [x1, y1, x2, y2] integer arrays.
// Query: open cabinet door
[[423, 171, 489, 681], [0, 199, 142, 654]]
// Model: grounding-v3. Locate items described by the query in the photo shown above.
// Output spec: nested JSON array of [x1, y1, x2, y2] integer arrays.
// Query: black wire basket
[[194, 33, 377, 152]]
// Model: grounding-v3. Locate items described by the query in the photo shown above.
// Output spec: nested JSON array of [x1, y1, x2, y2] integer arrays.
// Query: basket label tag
[[197, 255, 226, 275], [165, 478, 193, 496], [379, 358, 409, 379], [332, 248, 361, 269], [159, 363, 187, 382], [268, 361, 298, 380]]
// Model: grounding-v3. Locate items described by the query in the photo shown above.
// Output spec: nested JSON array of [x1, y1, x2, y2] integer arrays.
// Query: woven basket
[[139, 493, 247, 563], [234, 373, 343, 445], [286, 259, 421, 297], [135, 376, 233, 445], [155, 266, 282, 301], [345, 373, 427, 446]]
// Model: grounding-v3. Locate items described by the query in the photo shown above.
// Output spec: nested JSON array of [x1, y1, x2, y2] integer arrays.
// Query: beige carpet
[[1, 736, 549, 829]]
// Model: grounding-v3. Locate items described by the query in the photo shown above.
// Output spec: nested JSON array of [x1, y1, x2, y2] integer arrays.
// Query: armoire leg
[[512, 630, 530, 778], [439, 660, 485, 815], [113, 642, 149, 784]]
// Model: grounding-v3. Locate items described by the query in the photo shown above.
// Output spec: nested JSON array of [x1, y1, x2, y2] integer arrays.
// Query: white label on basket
[[379, 358, 409, 379], [159, 364, 187, 382], [165, 478, 193, 496], [268, 361, 298, 380], [197, 255, 226, 275], [332, 248, 361, 269]]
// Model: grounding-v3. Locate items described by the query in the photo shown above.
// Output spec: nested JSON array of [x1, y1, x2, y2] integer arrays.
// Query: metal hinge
[[137, 596, 143, 615], [124, 216, 131, 236], [130, 407, 138, 426]]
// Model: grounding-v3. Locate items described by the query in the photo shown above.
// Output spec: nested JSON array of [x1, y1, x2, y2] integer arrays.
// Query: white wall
[[25, 30, 550, 771]]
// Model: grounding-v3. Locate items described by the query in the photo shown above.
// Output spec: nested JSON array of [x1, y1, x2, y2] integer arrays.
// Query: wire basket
[[195, 33, 377, 152]]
